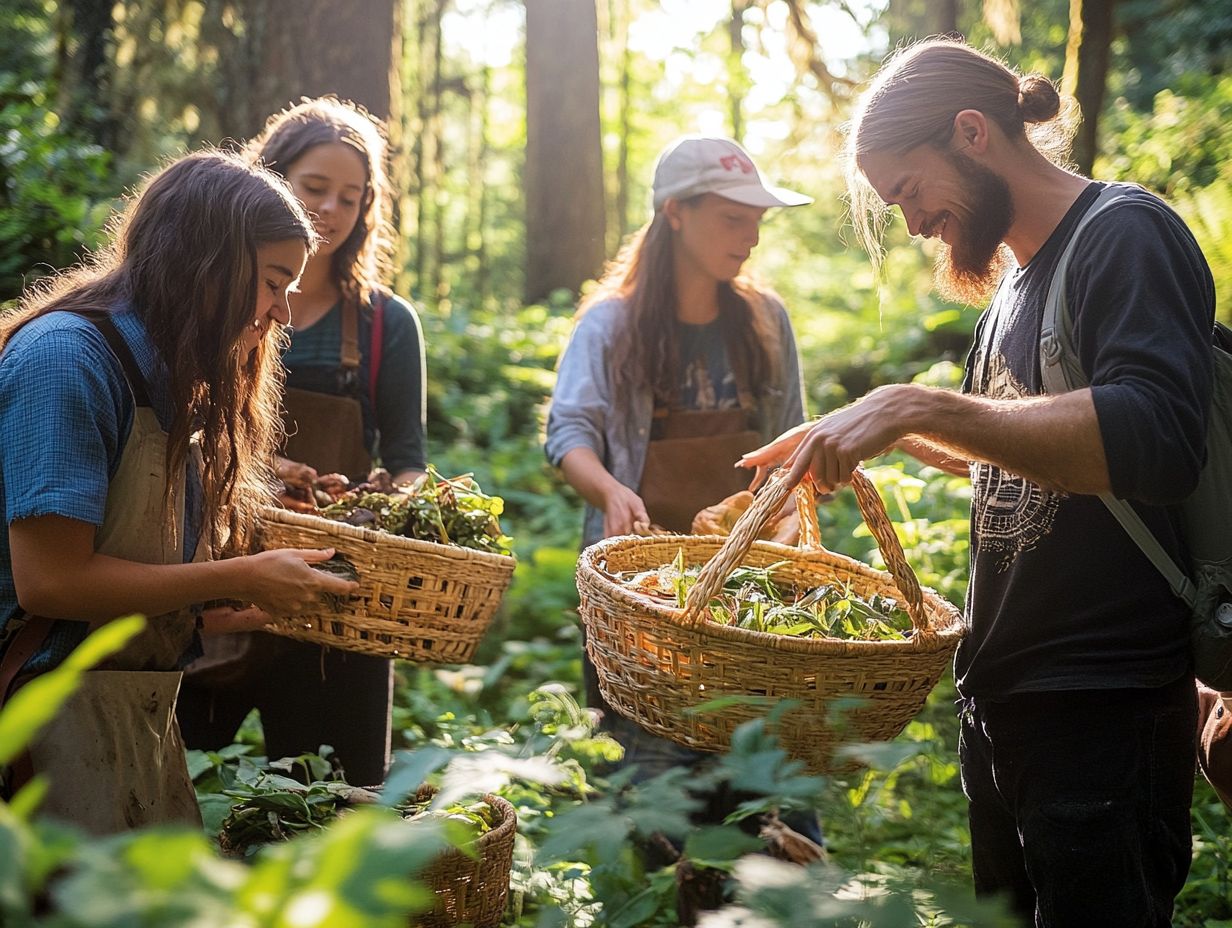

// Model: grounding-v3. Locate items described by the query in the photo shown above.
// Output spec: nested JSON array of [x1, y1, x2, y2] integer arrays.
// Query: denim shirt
[[544, 296, 806, 547], [0, 308, 202, 673]]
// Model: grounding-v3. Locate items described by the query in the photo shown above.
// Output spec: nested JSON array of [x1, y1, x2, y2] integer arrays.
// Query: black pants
[[177, 635, 393, 788], [959, 676, 1196, 927]]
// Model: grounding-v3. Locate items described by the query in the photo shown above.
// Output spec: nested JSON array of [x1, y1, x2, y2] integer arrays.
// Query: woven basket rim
[[578, 533, 965, 656], [412, 786, 517, 851], [260, 506, 516, 568]]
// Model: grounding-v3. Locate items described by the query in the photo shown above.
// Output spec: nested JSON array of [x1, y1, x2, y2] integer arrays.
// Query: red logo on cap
[[719, 154, 754, 174]]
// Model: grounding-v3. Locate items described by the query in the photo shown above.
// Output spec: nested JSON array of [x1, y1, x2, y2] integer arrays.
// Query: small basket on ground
[[577, 469, 966, 774], [258, 507, 516, 663], [412, 785, 517, 928]]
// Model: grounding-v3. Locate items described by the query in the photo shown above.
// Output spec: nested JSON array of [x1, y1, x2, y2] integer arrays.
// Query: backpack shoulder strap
[[1039, 184, 1198, 609], [1039, 185, 1135, 395]]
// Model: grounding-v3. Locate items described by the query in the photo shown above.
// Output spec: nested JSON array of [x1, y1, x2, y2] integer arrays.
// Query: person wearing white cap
[[547, 135, 812, 549], [544, 135, 817, 839], [651, 135, 814, 211]]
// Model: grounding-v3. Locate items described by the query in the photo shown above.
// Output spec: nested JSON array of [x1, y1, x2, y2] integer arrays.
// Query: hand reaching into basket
[[740, 387, 909, 493], [235, 547, 360, 617]]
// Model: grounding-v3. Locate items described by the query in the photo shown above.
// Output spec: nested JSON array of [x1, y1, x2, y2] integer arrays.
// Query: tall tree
[[1063, 0, 1116, 175], [237, 0, 399, 132], [54, 0, 116, 145], [524, 0, 606, 302], [728, 0, 749, 141], [611, 0, 633, 246], [937, 0, 962, 35]]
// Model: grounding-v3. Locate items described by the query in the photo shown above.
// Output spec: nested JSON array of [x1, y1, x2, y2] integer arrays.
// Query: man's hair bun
[[1018, 74, 1061, 123]]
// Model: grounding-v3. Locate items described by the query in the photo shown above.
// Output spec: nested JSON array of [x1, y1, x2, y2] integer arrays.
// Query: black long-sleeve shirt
[[957, 182, 1215, 698]]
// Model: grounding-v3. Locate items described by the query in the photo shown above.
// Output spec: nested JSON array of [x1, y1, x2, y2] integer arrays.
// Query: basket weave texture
[[258, 507, 515, 662], [413, 786, 517, 928], [577, 469, 965, 773]]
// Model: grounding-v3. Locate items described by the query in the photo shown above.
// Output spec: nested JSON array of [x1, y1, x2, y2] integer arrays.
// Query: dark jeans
[[959, 676, 1196, 927], [177, 637, 393, 788]]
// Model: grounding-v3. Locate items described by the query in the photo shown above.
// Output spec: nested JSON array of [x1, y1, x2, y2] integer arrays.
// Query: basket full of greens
[[212, 769, 515, 928], [259, 466, 515, 662], [577, 469, 965, 774]]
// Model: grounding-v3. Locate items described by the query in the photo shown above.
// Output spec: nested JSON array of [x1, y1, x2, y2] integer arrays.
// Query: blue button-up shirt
[[0, 307, 200, 673]]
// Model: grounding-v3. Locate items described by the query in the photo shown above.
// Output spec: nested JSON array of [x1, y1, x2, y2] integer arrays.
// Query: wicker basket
[[258, 507, 516, 663], [412, 786, 517, 928], [577, 469, 965, 774]]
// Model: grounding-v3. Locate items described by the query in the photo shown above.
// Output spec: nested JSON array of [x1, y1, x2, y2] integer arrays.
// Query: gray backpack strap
[[1040, 184, 1199, 610], [1039, 186, 1131, 396]]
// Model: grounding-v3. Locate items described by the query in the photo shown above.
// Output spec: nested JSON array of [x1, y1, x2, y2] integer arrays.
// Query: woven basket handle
[[681, 468, 929, 633], [795, 481, 823, 550]]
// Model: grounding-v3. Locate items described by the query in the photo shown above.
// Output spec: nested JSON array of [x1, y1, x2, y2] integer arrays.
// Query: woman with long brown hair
[[545, 136, 811, 801], [178, 97, 426, 788], [0, 150, 356, 834]]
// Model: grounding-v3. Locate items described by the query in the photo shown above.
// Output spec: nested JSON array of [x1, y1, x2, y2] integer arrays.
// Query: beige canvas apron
[[637, 407, 761, 533], [1, 331, 202, 834]]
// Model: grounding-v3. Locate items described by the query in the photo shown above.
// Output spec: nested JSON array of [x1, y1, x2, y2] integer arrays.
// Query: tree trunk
[[936, 0, 961, 37], [525, 0, 606, 302], [239, 0, 399, 134], [409, 0, 446, 297], [472, 63, 491, 305], [387, 0, 411, 291], [609, 0, 633, 249], [55, 0, 116, 146], [429, 2, 446, 304], [728, 0, 748, 141], [1063, 0, 1116, 176]]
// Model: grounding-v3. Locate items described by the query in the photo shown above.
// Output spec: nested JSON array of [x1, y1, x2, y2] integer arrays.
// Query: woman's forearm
[[560, 447, 625, 510]]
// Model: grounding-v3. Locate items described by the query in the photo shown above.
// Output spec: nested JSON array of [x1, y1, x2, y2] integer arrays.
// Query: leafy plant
[[611, 554, 915, 641], [319, 464, 514, 555]]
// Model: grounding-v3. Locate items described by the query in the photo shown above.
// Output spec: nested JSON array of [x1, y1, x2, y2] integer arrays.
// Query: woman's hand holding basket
[[234, 546, 359, 616]]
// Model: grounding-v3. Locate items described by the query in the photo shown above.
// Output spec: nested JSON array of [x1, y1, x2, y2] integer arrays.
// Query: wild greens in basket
[[316, 464, 513, 555], [216, 771, 495, 858], [613, 549, 913, 641]]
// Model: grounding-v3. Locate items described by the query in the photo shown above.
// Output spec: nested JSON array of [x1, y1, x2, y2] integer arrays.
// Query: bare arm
[[741, 383, 1109, 494], [893, 437, 973, 477], [9, 514, 359, 622], [559, 446, 649, 537]]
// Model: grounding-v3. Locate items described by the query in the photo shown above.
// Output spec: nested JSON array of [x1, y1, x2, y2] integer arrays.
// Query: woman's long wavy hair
[[579, 198, 780, 407], [247, 96, 393, 308], [0, 150, 318, 555]]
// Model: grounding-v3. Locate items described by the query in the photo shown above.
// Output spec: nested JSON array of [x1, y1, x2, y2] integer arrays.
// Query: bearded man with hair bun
[[744, 38, 1215, 925]]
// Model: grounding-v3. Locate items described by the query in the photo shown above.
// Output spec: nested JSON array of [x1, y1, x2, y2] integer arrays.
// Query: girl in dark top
[[178, 98, 426, 787]]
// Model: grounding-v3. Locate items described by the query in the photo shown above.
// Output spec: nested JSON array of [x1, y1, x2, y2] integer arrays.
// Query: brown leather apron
[[281, 299, 372, 480], [182, 300, 392, 787], [0, 313, 202, 834], [637, 407, 761, 533], [186, 301, 373, 688]]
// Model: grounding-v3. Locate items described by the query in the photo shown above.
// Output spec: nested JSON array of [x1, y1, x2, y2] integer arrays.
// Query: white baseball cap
[[651, 136, 813, 210]]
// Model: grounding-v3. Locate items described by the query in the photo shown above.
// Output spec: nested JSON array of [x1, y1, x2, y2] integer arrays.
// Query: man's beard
[[933, 151, 1014, 306]]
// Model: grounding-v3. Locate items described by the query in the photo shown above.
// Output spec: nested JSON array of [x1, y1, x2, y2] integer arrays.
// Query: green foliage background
[[1, 0, 1230, 924]]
